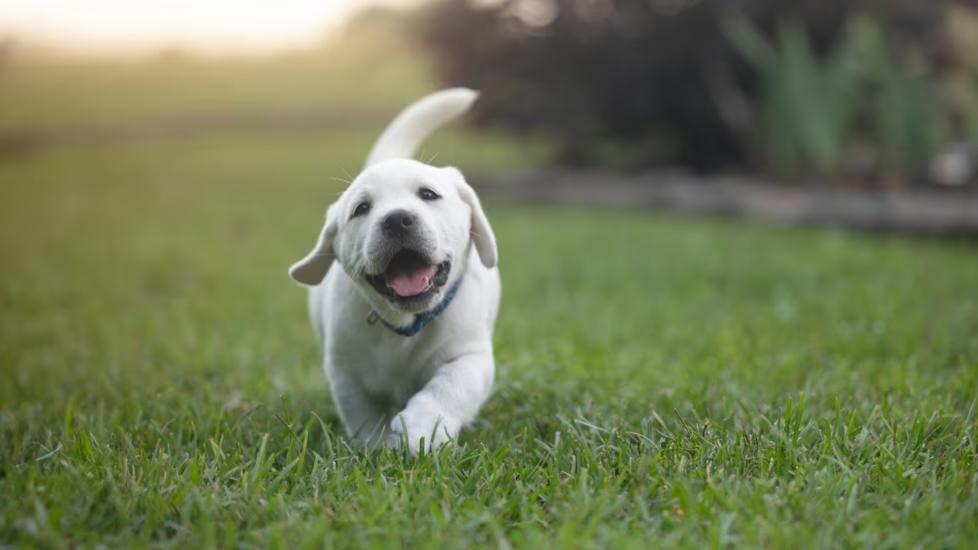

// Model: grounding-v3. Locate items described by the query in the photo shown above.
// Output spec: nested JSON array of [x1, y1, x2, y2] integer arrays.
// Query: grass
[[1, 37, 977, 547], [1, 129, 977, 547], [0, 24, 433, 131]]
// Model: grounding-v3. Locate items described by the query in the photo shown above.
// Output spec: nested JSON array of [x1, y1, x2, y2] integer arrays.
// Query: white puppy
[[289, 89, 499, 454]]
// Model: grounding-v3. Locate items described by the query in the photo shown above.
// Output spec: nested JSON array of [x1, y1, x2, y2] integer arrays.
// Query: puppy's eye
[[351, 202, 371, 219], [418, 187, 441, 201]]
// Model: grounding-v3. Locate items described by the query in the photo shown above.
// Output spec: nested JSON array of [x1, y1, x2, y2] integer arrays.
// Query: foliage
[[727, 15, 946, 181], [2, 134, 977, 546], [726, 20, 862, 178], [419, 0, 975, 181], [419, 0, 866, 171]]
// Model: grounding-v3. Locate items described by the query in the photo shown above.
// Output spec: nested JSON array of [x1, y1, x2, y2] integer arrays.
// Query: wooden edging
[[476, 170, 978, 239]]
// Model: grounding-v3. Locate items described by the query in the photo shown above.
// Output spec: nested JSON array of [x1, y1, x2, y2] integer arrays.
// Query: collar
[[368, 274, 465, 337]]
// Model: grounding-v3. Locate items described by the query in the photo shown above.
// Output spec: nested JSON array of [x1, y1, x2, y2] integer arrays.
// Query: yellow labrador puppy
[[289, 89, 499, 453]]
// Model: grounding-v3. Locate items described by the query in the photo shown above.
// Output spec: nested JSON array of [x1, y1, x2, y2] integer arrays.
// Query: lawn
[[0, 21, 432, 132], [1, 127, 977, 547]]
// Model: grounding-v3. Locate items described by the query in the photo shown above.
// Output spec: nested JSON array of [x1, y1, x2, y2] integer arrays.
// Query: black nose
[[382, 210, 417, 238]]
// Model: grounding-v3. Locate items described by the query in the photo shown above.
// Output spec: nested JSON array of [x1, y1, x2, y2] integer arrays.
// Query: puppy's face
[[334, 160, 471, 313], [290, 159, 497, 314]]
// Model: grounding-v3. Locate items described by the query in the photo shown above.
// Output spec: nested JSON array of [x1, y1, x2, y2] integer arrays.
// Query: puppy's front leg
[[328, 367, 391, 449], [390, 352, 494, 453]]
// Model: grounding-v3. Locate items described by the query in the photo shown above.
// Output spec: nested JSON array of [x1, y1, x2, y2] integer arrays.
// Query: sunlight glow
[[0, 0, 420, 56]]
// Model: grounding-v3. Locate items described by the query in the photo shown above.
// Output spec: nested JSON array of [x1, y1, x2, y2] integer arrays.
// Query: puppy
[[289, 89, 499, 454]]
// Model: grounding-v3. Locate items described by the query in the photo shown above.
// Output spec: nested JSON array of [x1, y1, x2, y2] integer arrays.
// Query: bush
[[728, 15, 946, 182], [418, 0, 972, 181]]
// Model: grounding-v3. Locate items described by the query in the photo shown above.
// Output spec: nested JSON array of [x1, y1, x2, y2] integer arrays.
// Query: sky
[[0, 0, 419, 57]]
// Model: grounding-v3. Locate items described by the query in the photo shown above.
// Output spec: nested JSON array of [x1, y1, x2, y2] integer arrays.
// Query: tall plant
[[727, 15, 944, 182], [727, 19, 863, 179]]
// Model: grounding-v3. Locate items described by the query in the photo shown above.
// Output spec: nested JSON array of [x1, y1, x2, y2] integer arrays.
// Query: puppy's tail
[[365, 88, 479, 167]]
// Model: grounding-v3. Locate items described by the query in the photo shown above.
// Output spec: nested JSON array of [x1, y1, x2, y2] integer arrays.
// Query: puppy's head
[[289, 159, 496, 314]]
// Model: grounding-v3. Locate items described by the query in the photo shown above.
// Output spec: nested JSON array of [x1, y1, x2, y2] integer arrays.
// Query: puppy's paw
[[389, 406, 459, 454]]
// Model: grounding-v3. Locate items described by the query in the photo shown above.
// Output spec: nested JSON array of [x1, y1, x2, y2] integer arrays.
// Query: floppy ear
[[447, 167, 497, 268], [288, 205, 338, 286]]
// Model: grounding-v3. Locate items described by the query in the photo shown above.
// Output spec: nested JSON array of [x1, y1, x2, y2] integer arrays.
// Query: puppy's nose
[[382, 210, 417, 238]]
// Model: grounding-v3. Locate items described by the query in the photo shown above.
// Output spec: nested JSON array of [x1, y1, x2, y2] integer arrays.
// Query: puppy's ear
[[446, 167, 497, 268], [289, 205, 338, 286]]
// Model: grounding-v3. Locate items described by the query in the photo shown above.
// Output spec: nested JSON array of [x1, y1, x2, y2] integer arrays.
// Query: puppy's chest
[[341, 334, 440, 404]]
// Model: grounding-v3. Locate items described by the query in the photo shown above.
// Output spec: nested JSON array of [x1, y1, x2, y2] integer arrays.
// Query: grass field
[[2, 41, 978, 547], [1, 130, 977, 547], [0, 22, 432, 131]]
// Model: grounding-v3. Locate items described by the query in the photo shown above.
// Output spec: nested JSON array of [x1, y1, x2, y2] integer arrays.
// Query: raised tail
[[365, 88, 479, 168]]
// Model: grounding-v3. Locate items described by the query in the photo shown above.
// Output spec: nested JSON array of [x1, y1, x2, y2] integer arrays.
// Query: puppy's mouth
[[365, 249, 450, 303]]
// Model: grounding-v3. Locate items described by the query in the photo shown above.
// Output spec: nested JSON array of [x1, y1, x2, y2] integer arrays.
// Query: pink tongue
[[386, 264, 437, 297]]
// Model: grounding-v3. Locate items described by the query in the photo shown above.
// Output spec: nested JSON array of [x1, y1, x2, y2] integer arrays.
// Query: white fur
[[366, 88, 479, 167], [289, 88, 499, 454]]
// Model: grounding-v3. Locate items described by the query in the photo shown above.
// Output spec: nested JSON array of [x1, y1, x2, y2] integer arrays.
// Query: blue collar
[[371, 275, 464, 337]]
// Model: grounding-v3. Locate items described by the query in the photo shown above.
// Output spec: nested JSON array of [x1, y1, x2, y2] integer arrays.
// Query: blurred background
[[2, 0, 977, 192], [2, 0, 978, 368]]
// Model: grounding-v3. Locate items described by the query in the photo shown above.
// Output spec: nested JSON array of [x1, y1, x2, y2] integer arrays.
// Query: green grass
[[3, 24, 976, 547], [0, 27, 433, 131], [1, 131, 976, 548]]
